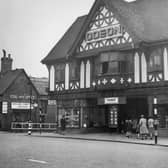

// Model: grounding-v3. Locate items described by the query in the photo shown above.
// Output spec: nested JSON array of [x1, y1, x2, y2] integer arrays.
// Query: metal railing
[[11, 122, 58, 131]]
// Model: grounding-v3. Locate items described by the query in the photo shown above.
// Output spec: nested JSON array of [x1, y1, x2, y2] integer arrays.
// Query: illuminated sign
[[104, 97, 119, 104], [86, 24, 124, 43]]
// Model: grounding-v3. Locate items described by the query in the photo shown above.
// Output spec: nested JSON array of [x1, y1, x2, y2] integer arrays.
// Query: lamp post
[[28, 81, 33, 135]]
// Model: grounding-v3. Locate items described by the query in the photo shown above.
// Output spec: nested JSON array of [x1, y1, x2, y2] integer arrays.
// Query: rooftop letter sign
[[85, 24, 124, 44]]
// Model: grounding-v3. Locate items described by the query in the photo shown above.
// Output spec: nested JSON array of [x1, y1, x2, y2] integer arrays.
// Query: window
[[55, 64, 65, 82], [70, 62, 79, 80], [101, 61, 127, 74], [148, 48, 162, 72], [109, 61, 118, 74], [58, 100, 80, 128], [99, 52, 133, 75], [102, 62, 108, 74]]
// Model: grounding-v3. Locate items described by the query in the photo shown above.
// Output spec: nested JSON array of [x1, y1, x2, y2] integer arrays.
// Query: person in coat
[[139, 114, 148, 140], [60, 115, 66, 134], [148, 116, 154, 139], [125, 119, 133, 138]]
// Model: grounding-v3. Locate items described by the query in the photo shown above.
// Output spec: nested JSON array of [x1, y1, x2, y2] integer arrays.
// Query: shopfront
[[11, 101, 35, 122], [57, 99, 97, 129]]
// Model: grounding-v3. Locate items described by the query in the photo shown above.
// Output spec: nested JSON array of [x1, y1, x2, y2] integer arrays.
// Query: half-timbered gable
[[77, 4, 134, 53]]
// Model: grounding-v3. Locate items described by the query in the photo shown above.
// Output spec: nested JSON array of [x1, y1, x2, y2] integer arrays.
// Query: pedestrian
[[136, 122, 140, 139], [125, 119, 132, 138], [148, 116, 154, 139], [60, 115, 66, 134], [120, 120, 125, 134], [139, 114, 148, 140], [132, 119, 138, 133]]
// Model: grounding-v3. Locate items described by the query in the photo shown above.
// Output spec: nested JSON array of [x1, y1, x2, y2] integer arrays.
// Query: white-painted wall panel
[[134, 52, 140, 83], [65, 63, 69, 90], [141, 53, 147, 83], [86, 60, 91, 88], [80, 61, 85, 88], [164, 48, 168, 80], [49, 65, 55, 91]]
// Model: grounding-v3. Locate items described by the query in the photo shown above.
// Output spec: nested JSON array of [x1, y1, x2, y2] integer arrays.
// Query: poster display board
[[109, 106, 118, 128]]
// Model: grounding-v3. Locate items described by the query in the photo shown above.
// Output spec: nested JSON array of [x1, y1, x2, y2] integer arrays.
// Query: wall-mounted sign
[[86, 24, 124, 44], [105, 97, 119, 104], [2, 102, 8, 114], [11, 102, 34, 110], [10, 95, 35, 100], [98, 97, 126, 105], [48, 100, 56, 105]]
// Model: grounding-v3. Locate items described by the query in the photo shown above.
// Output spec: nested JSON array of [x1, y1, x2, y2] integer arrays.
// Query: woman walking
[[139, 115, 148, 140]]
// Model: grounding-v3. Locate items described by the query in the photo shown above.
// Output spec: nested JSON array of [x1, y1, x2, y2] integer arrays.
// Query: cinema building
[[42, 0, 168, 136]]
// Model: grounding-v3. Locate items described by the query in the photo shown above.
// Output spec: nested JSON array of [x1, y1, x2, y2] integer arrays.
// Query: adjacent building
[[0, 50, 48, 130], [42, 0, 168, 136], [30, 76, 48, 122]]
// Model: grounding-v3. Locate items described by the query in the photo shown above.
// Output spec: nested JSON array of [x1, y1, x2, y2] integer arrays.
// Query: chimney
[[1, 49, 13, 73]]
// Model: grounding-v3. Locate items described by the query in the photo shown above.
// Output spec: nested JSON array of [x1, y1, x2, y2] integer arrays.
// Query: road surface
[[0, 132, 167, 168]]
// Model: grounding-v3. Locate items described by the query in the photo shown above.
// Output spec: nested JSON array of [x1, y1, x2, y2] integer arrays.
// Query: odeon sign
[[85, 24, 124, 43]]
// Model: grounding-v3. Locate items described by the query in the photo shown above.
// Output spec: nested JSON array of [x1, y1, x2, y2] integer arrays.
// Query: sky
[[0, 0, 95, 78]]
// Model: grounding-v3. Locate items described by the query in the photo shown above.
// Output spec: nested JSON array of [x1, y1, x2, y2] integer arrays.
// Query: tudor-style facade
[[42, 0, 168, 136]]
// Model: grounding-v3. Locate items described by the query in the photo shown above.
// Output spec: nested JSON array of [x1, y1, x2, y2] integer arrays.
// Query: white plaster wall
[[65, 63, 69, 90], [134, 52, 140, 83], [141, 53, 147, 83], [86, 60, 91, 88], [49, 65, 55, 91], [164, 48, 168, 80], [80, 61, 85, 88]]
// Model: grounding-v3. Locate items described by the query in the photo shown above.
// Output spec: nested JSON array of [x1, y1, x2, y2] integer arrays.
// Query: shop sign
[[86, 24, 123, 44], [48, 100, 56, 105], [104, 97, 119, 104], [11, 102, 34, 109], [98, 97, 126, 105], [10, 94, 35, 100]]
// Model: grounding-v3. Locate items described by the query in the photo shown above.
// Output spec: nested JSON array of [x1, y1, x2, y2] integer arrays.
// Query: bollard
[[154, 119, 158, 145], [154, 128, 158, 144], [28, 121, 32, 135]]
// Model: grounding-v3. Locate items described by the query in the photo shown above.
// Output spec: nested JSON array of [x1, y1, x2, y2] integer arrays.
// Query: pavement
[[28, 131, 168, 147]]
